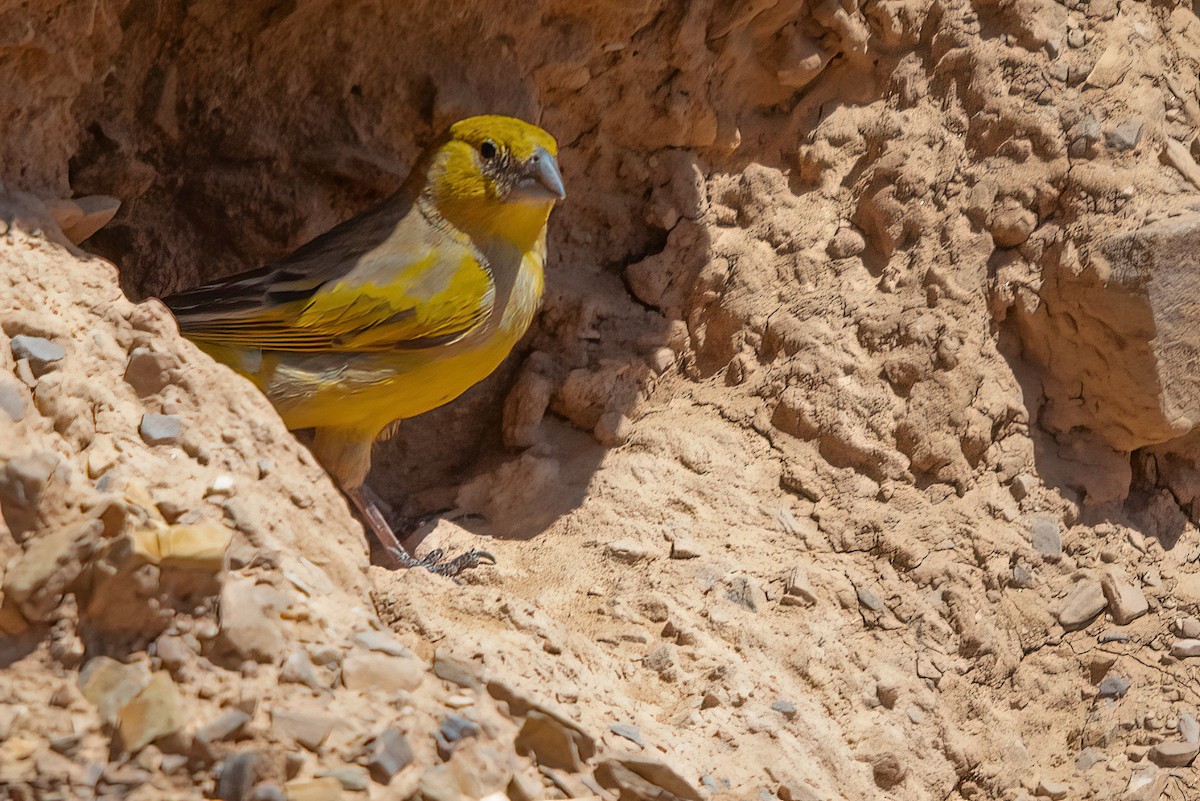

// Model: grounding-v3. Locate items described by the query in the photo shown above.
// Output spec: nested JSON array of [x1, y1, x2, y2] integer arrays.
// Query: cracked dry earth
[[12, 0, 1200, 800]]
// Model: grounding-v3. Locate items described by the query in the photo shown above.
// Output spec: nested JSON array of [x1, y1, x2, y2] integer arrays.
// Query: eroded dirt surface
[[7, 0, 1200, 799]]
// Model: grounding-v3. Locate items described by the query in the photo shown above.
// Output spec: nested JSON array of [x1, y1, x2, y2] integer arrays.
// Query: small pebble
[[10, 335, 65, 376], [140, 413, 182, 445]]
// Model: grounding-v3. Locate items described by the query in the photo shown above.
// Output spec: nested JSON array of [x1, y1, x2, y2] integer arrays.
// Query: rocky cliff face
[[7, 0, 1200, 799]]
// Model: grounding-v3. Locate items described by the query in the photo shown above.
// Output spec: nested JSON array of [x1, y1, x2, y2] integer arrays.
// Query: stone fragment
[[117, 672, 184, 753], [124, 348, 174, 396], [486, 680, 596, 760], [502, 353, 555, 448], [132, 522, 232, 570], [280, 650, 321, 689], [596, 760, 673, 801], [78, 657, 151, 725], [196, 710, 251, 744], [1096, 675, 1130, 699], [1172, 639, 1200, 658], [139, 413, 182, 445], [10, 335, 65, 376], [271, 710, 334, 752], [433, 651, 481, 689], [317, 767, 369, 791], [1010, 474, 1036, 501], [0, 451, 59, 533], [605, 539, 653, 564], [1126, 767, 1167, 801], [218, 579, 287, 663], [341, 651, 424, 694], [1106, 118, 1143, 151], [0, 375, 27, 421], [367, 727, 414, 783], [1056, 580, 1107, 631], [216, 752, 260, 801], [516, 710, 582, 771], [856, 586, 886, 613], [647, 348, 675, 375], [1035, 779, 1069, 799], [617, 757, 704, 801], [1101, 570, 1148, 625], [435, 715, 480, 760], [1085, 45, 1130, 88], [609, 723, 644, 747], [1178, 617, 1200, 638], [284, 777, 342, 801], [1149, 740, 1199, 767], [1029, 516, 1062, 558]]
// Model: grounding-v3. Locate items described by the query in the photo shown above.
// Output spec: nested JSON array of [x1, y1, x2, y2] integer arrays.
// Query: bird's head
[[420, 115, 565, 248]]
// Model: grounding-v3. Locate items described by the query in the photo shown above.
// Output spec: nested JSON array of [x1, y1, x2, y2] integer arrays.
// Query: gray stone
[[216, 752, 260, 801], [0, 376, 27, 421], [1029, 516, 1062, 558], [609, 722, 644, 747], [1149, 740, 1199, 767], [1097, 675, 1130, 699], [1107, 118, 1144, 151], [1057, 580, 1107, 631], [271, 710, 334, 752], [432, 651, 480, 688], [196, 710, 251, 744], [10, 335, 65, 376], [139, 413, 182, 445], [1172, 639, 1200, 658], [1012, 561, 1035, 589], [367, 727, 413, 783], [770, 699, 797, 718], [435, 714, 480, 760]]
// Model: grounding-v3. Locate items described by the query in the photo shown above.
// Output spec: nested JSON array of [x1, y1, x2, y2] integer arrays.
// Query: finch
[[162, 115, 565, 575]]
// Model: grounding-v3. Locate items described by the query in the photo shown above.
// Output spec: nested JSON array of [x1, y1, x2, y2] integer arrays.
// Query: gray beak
[[519, 147, 565, 202]]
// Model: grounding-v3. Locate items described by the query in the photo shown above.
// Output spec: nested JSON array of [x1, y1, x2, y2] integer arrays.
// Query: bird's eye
[[479, 140, 497, 160]]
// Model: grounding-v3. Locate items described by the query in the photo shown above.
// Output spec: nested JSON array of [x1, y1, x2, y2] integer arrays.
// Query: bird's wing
[[164, 197, 495, 353]]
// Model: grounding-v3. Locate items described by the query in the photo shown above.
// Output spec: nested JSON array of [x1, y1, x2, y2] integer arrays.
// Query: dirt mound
[[8, 0, 1200, 799]]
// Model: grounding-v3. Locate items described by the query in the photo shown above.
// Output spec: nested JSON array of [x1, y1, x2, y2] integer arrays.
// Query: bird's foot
[[383, 545, 496, 577]]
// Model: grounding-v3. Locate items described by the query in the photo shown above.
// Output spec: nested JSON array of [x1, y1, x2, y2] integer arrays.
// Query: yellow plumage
[[163, 115, 564, 574]]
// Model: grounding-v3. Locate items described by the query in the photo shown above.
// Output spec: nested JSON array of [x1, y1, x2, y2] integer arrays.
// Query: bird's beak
[[514, 147, 566, 203]]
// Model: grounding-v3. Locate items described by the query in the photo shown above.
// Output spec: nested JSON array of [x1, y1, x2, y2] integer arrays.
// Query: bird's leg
[[313, 426, 494, 577], [346, 484, 496, 577]]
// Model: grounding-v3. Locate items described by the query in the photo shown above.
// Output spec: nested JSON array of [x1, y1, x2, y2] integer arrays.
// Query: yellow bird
[[163, 115, 565, 575]]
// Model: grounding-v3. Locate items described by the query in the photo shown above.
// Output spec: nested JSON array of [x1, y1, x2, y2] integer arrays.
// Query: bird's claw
[[382, 546, 496, 577]]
